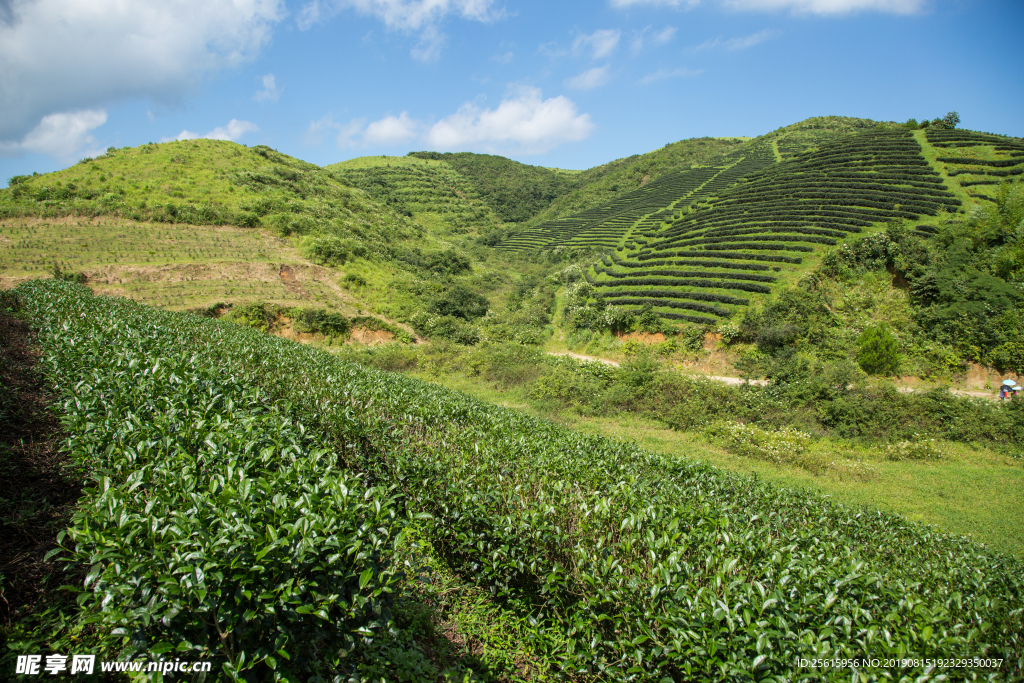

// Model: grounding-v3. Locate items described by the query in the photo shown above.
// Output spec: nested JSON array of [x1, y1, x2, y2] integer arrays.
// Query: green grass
[[327, 156, 506, 239]]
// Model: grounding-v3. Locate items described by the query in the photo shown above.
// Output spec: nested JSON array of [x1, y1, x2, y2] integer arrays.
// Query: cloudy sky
[[1, 0, 1021, 183]]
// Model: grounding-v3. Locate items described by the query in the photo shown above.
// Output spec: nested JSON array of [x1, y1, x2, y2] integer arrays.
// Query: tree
[[857, 323, 901, 376], [942, 111, 961, 129]]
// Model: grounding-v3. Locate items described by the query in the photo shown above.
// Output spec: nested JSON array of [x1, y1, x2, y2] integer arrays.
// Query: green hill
[[326, 154, 506, 237], [583, 127, 960, 325], [4, 117, 1024, 681], [523, 135, 752, 226], [405, 151, 582, 224], [2, 140, 400, 239]]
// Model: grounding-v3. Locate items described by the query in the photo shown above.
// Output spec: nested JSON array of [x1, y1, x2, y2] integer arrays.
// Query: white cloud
[[363, 112, 419, 145], [304, 114, 342, 146], [0, 109, 107, 160], [298, 0, 501, 31], [630, 25, 676, 54], [255, 74, 281, 103], [297, 0, 503, 61], [574, 29, 621, 60], [336, 119, 369, 147], [721, 0, 924, 13], [564, 65, 611, 91], [0, 0, 284, 144], [162, 119, 258, 143], [493, 51, 514, 64], [639, 67, 703, 85], [306, 90, 594, 155], [426, 86, 594, 155], [725, 28, 779, 49], [692, 28, 780, 52], [410, 25, 446, 62], [307, 113, 417, 148], [653, 26, 678, 44]]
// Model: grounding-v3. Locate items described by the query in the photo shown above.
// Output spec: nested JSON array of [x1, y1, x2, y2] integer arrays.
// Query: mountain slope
[[587, 128, 960, 325], [0, 139, 417, 250], [489, 118, 979, 328], [405, 151, 581, 223], [523, 136, 752, 226], [0, 140, 479, 327], [326, 155, 505, 237]]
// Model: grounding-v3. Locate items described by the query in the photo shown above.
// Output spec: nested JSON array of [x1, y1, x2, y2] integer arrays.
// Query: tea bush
[[11, 280, 1024, 681]]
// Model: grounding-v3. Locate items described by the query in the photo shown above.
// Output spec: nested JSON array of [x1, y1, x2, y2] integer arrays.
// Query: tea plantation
[[497, 121, 984, 330], [5, 279, 1022, 681]]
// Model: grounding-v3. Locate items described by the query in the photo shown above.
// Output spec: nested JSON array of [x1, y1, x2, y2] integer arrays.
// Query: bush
[[235, 211, 261, 228], [303, 235, 367, 266], [410, 312, 480, 345], [706, 421, 812, 466], [428, 285, 489, 321], [292, 308, 351, 337], [857, 323, 901, 375], [396, 248, 472, 276], [227, 302, 279, 332]]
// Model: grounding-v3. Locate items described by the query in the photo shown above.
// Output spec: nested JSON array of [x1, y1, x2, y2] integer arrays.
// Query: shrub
[[410, 312, 480, 345], [227, 302, 279, 332], [303, 235, 367, 266], [428, 285, 489, 321], [857, 323, 901, 375], [292, 308, 351, 337], [235, 211, 261, 228], [706, 422, 813, 466]]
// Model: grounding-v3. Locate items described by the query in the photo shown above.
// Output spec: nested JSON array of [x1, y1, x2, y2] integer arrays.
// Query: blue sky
[[1, 0, 1022, 185]]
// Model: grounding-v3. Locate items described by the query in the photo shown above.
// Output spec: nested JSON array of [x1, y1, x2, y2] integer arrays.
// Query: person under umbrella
[[1000, 379, 1015, 399]]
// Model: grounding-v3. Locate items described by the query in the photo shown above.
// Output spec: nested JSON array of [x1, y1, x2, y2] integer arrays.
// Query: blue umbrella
[[1003, 379, 1016, 386]]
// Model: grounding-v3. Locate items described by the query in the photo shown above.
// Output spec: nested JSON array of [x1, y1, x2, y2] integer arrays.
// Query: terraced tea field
[[925, 127, 1024, 204], [327, 155, 504, 235], [499, 124, 977, 327], [595, 129, 961, 324]]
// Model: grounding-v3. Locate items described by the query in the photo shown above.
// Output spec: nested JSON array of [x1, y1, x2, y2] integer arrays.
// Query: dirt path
[[547, 351, 770, 385], [547, 351, 1003, 398], [548, 351, 620, 367]]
